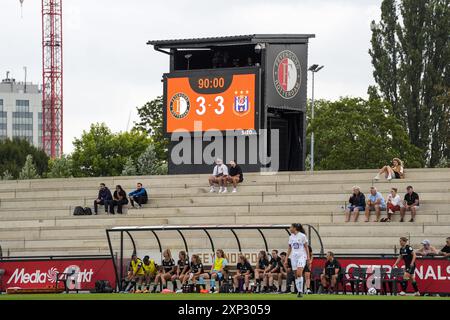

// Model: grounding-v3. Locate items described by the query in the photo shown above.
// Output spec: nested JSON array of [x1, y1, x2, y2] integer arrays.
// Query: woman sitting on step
[[374, 158, 405, 181]]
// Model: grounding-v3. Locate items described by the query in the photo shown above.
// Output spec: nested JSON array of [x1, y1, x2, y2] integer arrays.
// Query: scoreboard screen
[[164, 68, 259, 133]]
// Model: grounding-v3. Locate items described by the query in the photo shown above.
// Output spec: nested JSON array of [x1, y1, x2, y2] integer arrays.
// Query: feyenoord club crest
[[273, 50, 301, 99], [233, 91, 251, 116], [169, 93, 190, 119]]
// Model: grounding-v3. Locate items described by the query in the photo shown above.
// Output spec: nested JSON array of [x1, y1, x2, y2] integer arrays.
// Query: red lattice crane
[[41, 0, 63, 158]]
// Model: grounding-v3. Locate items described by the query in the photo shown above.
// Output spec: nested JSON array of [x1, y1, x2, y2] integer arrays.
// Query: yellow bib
[[213, 258, 224, 271], [142, 259, 157, 275], [131, 258, 145, 276]]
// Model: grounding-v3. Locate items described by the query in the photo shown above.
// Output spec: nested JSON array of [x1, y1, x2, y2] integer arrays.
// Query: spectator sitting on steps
[[400, 185, 419, 222], [225, 160, 244, 193], [364, 186, 386, 222], [439, 237, 450, 257], [345, 186, 366, 223], [93, 183, 112, 215], [416, 239, 439, 256], [374, 158, 404, 181], [381, 187, 402, 222], [209, 158, 229, 193], [107, 185, 129, 215], [128, 183, 148, 209]]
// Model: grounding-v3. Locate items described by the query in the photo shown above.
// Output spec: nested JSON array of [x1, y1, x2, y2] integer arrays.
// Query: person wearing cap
[[416, 239, 439, 256], [208, 158, 229, 193], [400, 186, 419, 222], [439, 237, 450, 257]]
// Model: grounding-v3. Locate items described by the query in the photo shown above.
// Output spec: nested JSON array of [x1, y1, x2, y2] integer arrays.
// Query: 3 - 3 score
[[196, 96, 225, 116]]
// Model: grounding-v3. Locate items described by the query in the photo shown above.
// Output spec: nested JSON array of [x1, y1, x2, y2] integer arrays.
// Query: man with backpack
[[93, 183, 113, 215]]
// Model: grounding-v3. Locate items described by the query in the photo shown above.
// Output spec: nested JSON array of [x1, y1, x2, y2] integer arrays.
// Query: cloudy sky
[[1, 0, 382, 153]]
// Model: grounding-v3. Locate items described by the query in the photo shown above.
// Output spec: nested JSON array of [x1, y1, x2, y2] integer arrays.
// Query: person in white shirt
[[208, 158, 229, 193], [381, 187, 402, 222], [286, 223, 311, 298]]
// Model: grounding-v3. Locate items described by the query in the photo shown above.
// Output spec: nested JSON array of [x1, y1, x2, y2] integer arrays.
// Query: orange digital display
[[165, 71, 257, 133]]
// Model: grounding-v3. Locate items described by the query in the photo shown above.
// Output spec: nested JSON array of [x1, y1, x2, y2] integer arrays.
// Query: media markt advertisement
[[0, 258, 116, 290]]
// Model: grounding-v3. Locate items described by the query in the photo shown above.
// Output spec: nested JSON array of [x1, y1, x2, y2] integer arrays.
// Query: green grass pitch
[[0, 293, 449, 300]]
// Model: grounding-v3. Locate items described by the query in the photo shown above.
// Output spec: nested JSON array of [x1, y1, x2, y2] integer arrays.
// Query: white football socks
[[295, 277, 304, 293]]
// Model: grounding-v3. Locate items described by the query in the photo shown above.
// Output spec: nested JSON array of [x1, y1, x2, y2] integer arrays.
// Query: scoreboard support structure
[[148, 34, 315, 174]]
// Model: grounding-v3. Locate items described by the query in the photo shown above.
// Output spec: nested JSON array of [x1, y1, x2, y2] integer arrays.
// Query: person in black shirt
[[106, 185, 128, 214], [225, 160, 244, 193], [265, 250, 282, 292], [400, 186, 419, 222], [153, 249, 176, 292], [279, 252, 295, 293], [181, 254, 204, 286], [439, 237, 450, 257], [393, 237, 420, 296], [93, 183, 112, 214], [171, 251, 190, 291], [320, 251, 341, 294], [254, 250, 269, 293], [233, 255, 253, 292]]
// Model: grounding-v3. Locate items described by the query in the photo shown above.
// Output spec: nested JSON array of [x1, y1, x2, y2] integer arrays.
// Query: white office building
[[0, 73, 43, 149]]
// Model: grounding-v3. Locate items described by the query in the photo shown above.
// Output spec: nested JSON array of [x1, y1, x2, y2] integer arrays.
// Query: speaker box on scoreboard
[[148, 34, 315, 174]]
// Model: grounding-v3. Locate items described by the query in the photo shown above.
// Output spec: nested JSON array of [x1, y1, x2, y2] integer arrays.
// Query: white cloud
[[0, 0, 382, 153]]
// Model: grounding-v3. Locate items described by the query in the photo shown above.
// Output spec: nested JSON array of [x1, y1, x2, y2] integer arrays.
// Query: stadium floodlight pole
[[185, 54, 193, 70], [308, 64, 324, 173]]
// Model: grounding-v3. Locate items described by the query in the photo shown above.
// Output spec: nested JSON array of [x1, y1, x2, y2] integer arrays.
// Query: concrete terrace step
[[0, 211, 448, 230], [1, 222, 448, 240], [1, 183, 449, 200], [0, 177, 449, 195], [0, 201, 448, 221], [0, 168, 449, 190], [0, 192, 449, 210]]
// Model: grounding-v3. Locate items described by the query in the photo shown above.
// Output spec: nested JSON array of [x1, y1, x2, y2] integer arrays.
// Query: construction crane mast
[[42, 0, 63, 158]]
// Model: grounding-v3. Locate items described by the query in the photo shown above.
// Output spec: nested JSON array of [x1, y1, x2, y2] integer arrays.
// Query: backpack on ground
[[84, 207, 93, 215], [73, 206, 85, 216]]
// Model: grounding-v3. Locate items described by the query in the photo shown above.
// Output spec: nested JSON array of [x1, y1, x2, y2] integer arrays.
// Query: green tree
[[134, 96, 169, 165], [135, 144, 168, 175], [369, 0, 450, 166], [19, 155, 40, 179], [47, 155, 73, 178], [2, 170, 13, 181], [71, 123, 151, 177], [121, 157, 137, 176], [308, 97, 423, 170], [0, 138, 48, 179]]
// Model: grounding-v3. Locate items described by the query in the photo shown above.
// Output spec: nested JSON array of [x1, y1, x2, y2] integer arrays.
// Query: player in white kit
[[286, 223, 311, 297]]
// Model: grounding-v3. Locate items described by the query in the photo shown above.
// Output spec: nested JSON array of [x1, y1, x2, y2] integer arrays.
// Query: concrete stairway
[[0, 168, 449, 257]]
